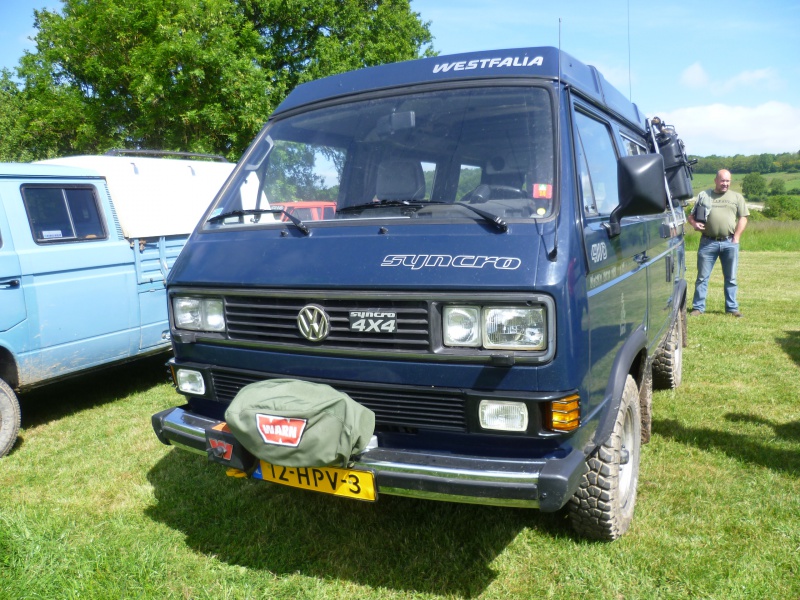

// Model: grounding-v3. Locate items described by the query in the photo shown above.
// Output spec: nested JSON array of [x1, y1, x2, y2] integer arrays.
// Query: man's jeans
[[692, 236, 740, 313]]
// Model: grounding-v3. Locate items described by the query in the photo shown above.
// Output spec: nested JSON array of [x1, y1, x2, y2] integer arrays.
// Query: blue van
[[0, 154, 234, 456], [152, 47, 692, 540]]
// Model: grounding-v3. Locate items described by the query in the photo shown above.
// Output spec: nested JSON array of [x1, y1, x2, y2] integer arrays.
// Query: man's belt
[[703, 234, 733, 241]]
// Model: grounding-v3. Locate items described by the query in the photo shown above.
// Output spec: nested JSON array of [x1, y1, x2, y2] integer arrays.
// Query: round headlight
[[443, 306, 481, 347]]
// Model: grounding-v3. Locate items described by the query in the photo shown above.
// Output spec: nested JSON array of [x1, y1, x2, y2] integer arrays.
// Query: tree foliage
[[763, 195, 800, 221], [691, 151, 800, 175], [768, 178, 786, 196], [741, 172, 767, 200], [0, 0, 433, 162]]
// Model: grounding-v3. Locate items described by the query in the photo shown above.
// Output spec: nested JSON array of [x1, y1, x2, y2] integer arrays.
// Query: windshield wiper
[[207, 208, 309, 235], [337, 199, 507, 232], [336, 199, 442, 213], [453, 203, 508, 233]]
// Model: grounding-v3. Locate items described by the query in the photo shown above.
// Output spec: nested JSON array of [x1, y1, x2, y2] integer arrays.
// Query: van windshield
[[206, 86, 555, 229]]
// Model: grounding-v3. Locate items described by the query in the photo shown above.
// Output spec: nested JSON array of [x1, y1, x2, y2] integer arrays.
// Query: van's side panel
[[0, 186, 27, 335], [5, 180, 138, 385]]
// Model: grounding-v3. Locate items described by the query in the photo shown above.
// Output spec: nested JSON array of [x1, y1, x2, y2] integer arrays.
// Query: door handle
[[0, 279, 20, 289]]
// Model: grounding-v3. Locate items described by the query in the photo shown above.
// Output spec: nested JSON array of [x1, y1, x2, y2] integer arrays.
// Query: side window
[[22, 186, 107, 243], [622, 136, 647, 156], [574, 112, 620, 216], [421, 161, 436, 201], [456, 164, 481, 199]]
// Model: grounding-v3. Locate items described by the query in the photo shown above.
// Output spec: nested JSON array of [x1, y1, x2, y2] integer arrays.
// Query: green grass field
[[2, 228, 799, 599], [692, 170, 800, 196]]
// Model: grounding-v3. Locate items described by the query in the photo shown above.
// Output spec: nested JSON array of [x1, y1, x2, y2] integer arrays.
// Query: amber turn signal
[[545, 395, 580, 432]]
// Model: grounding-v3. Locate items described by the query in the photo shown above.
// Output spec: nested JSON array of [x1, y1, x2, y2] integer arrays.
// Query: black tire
[[569, 375, 641, 541], [0, 378, 21, 457], [653, 307, 684, 390]]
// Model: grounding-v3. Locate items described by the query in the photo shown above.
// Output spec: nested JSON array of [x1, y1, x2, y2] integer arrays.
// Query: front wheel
[[569, 375, 641, 541], [0, 378, 21, 457]]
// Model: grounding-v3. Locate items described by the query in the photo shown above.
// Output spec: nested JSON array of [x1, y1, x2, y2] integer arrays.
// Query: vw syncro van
[[152, 47, 693, 540]]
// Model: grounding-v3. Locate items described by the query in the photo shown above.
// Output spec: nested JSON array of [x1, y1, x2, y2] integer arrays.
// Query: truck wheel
[[653, 308, 684, 389], [569, 375, 641, 541], [0, 378, 21, 457]]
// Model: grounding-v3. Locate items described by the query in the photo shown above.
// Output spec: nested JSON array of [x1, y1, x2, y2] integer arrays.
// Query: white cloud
[[680, 63, 783, 95], [659, 102, 800, 156], [680, 62, 709, 88]]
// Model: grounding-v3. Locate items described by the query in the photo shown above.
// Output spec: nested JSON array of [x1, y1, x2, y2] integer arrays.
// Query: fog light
[[546, 395, 580, 432], [479, 400, 529, 432], [176, 369, 206, 395]]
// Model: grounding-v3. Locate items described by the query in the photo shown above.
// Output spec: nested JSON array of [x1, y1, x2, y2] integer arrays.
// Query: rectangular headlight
[[484, 307, 546, 350], [479, 400, 529, 432], [173, 297, 225, 332], [175, 369, 206, 395]]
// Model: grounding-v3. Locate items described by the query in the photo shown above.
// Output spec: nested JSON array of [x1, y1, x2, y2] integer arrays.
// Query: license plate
[[253, 460, 377, 501]]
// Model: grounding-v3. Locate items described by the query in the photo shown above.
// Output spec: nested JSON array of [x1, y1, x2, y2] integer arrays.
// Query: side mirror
[[604, 154, 667, 237]]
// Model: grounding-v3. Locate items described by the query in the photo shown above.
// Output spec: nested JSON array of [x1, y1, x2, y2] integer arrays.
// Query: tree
[[763, 195, 800, 221], [768, 178, 786, 196], [0, 0, 433, 162], [741, 172, 766, 200]]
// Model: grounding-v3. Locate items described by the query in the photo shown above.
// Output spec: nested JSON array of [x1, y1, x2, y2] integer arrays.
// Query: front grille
[[225, 295, 430, 352], [211, 370, 467, 432]]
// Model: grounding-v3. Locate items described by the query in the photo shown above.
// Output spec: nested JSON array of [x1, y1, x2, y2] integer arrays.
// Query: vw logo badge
[[297, 305, 330, 342]]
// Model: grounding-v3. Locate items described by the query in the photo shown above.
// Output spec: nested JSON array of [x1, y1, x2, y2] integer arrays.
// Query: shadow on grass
[[16, 353, 171, 432], [777, 329, 800, 368], [653, 415, 800, 474], [145, 450, 572, 597]]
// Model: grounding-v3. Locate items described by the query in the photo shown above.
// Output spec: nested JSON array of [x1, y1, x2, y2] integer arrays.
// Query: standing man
[[687, 169, 749, 317]]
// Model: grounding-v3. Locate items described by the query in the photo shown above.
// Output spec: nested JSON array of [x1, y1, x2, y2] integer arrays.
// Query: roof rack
[[103, 149, 229, 162]]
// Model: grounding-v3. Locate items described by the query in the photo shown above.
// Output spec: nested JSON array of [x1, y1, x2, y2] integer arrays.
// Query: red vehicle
[[272, 201, 336, 221]]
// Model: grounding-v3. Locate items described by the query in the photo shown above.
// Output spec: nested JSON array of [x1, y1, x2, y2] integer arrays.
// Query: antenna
[[627, 0, 632, 101]]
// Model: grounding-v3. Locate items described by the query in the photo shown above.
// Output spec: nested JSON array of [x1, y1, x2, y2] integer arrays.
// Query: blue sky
[[2, 0, 799, 157]]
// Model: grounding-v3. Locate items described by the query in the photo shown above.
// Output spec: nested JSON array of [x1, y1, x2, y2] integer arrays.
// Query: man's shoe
[[690, 309, 703, 317], [727, 310, 743, 318]]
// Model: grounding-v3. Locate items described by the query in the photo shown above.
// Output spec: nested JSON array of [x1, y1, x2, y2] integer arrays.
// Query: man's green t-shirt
[[695, 189, 749, 238]]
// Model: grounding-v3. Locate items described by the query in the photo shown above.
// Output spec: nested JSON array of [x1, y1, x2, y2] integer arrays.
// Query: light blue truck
[[0, 153, 234, 456]]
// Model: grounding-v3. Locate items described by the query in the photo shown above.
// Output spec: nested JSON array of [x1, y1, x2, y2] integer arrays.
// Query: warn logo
[[209, 438, 234, 461], [256, 414, 308, 447]]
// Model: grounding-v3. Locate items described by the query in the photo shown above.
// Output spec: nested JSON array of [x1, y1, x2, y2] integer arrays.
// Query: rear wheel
[[569, 375, 641, 541], [0, 378, 21, 457], [653, 307, 684, 389]]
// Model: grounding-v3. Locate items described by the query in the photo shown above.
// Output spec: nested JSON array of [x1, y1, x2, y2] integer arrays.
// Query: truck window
[[263, 142, 343, 206], [622, 136, 647, 156], [574, 112, 620, 216], [21, 186, 107, 243], [457, 165, 482, 199], [207, 86, 555, 228]]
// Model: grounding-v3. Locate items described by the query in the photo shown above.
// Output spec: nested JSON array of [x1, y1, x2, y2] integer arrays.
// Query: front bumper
[[152, 405, 587, 511]]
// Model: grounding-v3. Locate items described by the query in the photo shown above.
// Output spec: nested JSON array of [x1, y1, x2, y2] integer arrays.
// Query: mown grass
[[2, 232, 799, 599], [684, 218, 800, 252]]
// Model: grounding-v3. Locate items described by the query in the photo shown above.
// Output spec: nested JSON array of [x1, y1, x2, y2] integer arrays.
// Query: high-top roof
[[273, 46, 645, 129]]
